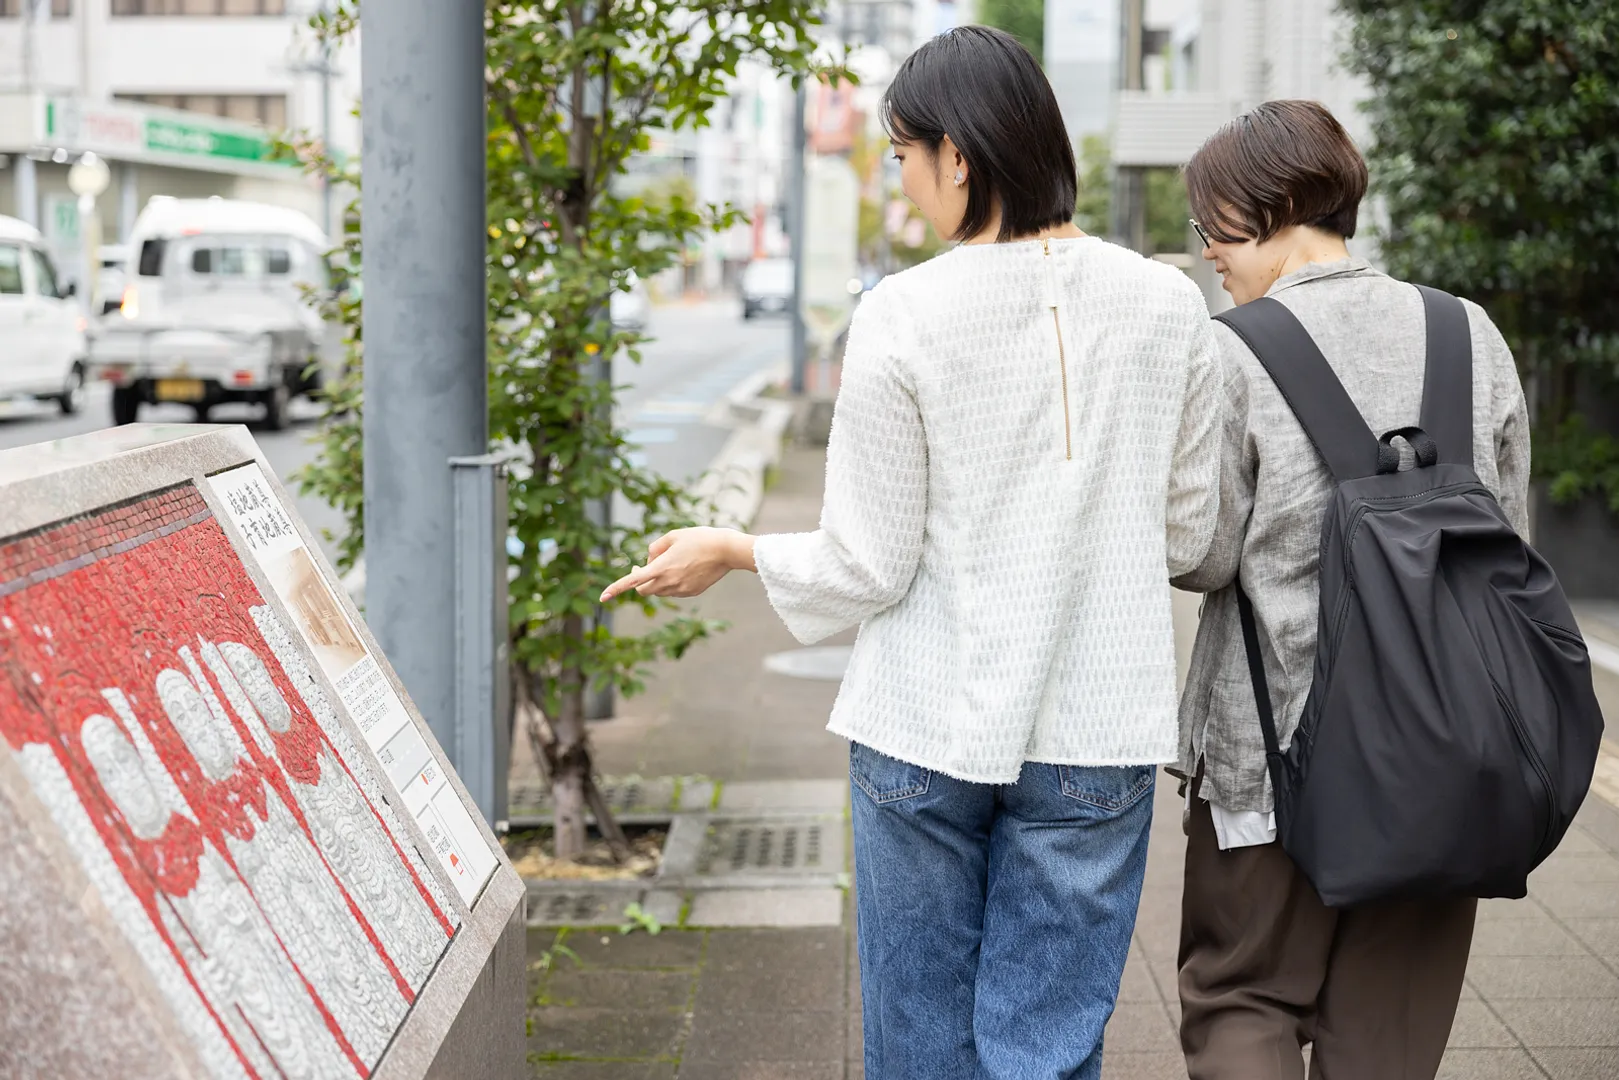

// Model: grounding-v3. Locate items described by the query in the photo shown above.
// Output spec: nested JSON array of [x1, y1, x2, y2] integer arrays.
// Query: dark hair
[[1185, 99, 1369, 244], [881, 26, 1077, 243]]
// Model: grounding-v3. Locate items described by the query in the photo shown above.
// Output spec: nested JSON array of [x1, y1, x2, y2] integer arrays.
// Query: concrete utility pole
[[15, 0, 41, 228], [362, 0, 488, 752]]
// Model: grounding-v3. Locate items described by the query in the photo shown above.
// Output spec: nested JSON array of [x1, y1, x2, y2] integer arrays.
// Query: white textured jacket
[[754, 237, 1222, 783]]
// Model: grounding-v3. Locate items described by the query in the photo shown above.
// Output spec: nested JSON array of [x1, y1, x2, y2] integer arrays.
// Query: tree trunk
[[585, 773, 630, 860], [546, 614, 592, 860]]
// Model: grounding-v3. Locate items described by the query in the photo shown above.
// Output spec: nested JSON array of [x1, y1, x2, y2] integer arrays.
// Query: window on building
[[0, 245, 23, 295], [110, 0, 285, 15], [116, 93, 288, 130], [0, 0, 73, 16]]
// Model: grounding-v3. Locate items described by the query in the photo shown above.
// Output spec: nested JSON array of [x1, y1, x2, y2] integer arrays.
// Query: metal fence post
[[452, 454, 512, 831]]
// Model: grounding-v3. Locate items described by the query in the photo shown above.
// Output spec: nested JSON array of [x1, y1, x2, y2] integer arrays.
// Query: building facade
[[0, 0, 358, 288], [1112, 0, 1370, 305]]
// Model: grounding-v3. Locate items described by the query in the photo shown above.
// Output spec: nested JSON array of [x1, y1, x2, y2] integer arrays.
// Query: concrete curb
[[689, 361, 794, 532], [337, 362, 793, 607]]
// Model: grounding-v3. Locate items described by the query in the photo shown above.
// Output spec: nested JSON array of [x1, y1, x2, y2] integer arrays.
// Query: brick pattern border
[[0, 484, 213, 599]]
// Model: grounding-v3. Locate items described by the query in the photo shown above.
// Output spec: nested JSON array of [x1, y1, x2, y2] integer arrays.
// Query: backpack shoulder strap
[[1415, 285, 1475, 468], [1213, 297, 1382, 482]]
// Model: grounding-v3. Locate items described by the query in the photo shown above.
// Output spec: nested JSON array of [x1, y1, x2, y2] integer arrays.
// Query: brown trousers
[[1178, 793, 1476, 1080]]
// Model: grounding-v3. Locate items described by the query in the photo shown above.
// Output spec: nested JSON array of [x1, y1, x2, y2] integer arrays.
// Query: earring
[[954, 171, 964, 186]]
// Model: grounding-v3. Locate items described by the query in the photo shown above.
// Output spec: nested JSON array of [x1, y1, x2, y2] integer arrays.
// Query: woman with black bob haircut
[[602, 26, 1222, 1078]]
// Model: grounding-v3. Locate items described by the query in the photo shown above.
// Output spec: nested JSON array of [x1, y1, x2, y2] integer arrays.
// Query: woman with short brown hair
[[1172, 99, 1530, 1079]]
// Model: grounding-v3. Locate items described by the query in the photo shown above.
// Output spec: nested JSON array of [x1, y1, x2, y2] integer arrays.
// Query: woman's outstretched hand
[[599, 527, 757, 603]]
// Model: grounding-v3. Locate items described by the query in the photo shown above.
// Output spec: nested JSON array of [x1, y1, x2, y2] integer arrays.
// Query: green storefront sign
[[45, 100, 293, 169], [144, 116, 280, 164]]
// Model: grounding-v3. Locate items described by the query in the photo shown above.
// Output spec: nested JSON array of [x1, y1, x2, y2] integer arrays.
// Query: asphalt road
[[0, 299, 787, 563]]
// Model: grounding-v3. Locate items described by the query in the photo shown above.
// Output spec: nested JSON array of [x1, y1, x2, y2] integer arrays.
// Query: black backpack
[[1215, 285, 1606, 908]]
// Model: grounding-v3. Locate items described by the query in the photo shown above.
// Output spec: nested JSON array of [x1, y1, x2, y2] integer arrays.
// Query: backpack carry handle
[[1376, 426, 1440, 473]]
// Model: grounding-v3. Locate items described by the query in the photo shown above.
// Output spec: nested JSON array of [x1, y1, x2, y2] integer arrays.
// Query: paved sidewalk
[[523, 442, 1619, 1079]]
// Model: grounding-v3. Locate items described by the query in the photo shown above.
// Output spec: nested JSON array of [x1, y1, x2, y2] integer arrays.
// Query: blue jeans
[[851, 741, 1155, 1080]]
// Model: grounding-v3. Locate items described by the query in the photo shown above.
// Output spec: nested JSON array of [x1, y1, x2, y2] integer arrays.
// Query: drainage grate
[[508, 776, 674, 818], [695, 818, 842, 878], [526, 889, 619, 927]]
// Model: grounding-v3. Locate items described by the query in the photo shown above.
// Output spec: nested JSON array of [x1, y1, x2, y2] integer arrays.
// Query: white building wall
[[0, 9, 361, 154]]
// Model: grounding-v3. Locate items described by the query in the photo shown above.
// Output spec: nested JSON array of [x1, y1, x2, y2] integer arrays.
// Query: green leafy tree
[[485, 3, 837, 858], [976, 0, 1044, 60], [1072, 135, 1189, 255], [293, 1, 838, 859], [1342, 2, 1619, 511], [1074, 135, 1111, 236]]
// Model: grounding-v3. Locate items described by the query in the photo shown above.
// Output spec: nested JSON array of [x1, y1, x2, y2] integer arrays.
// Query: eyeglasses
[[1190, 219, 1211, 249]]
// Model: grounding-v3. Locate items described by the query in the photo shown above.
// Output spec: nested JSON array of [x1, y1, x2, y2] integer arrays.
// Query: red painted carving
[[0, 487, 455, 1078]]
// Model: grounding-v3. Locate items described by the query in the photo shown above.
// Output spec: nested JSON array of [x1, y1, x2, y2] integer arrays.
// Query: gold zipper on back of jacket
[[1044, 237, 1073, 461]]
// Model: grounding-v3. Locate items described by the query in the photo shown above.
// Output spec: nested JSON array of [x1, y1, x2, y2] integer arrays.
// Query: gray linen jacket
[[1171, 257, 1532, 813]]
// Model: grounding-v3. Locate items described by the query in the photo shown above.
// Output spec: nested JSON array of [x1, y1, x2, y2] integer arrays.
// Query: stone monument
[[0, 425, 527, 1079]]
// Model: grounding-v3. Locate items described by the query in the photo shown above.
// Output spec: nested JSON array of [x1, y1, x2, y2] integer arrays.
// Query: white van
[[89, 198, 341, 428], [0, 214, 88, 414]]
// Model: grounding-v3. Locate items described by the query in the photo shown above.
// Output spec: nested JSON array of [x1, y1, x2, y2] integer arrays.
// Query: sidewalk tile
[[1477, 898, 1553, 922], [539, 969, 694, 1011], [687, 888, 843, 928], [682, 1010, 844, 1063], [1530, 1047, 1619, 1079], [641, 890, 685, 929], [526, 1006, 687, 1060], [1102, 1003, 1180, 1054], [697, 965, 843, 1013], [556, 930, 706, 971], [1118, 952, 1162, 1004], [1100, 1051, 1186, 1079], [1468, 956, 1619, 1000], [527, 1064, 677, 1079], [718, 779, 847, 812], [1435, 1049, 1543, 1079], [680, 1065, 843, 1080], [1469, 919, 1590, 956], [1554, 827, 1605, 856], [697, 930, 844, 1013], [1564, 918, 1619, 958], [678, 780, 717, 811], [1493, 998, 1619, 1046], [1447, 1001, 1521, 1048], [703, 927, 844, 973], [1529, 852, 1619, 883], [1530, 881, 1619, 920]]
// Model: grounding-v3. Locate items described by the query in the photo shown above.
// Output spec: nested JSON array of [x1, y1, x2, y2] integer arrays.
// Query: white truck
[[0, 214, 89, 415], [88, 198, 342, 429]]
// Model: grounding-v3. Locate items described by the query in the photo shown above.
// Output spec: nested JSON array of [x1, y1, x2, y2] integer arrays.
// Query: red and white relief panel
[[0, 485, 460, 1079]]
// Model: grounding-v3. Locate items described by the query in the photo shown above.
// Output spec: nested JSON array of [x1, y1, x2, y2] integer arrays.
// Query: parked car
[[0, 214, 88, 415], [610, 270, 651, 331], [741, 257, 793, 319], [95, 244, 130, 316], [88, 198, 342, 429]]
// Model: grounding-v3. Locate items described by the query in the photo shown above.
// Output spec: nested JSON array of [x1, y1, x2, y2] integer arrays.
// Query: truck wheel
[[262, 383, 290, 432], [112, 386, 140, 426], [58, 364, 86, 416]]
